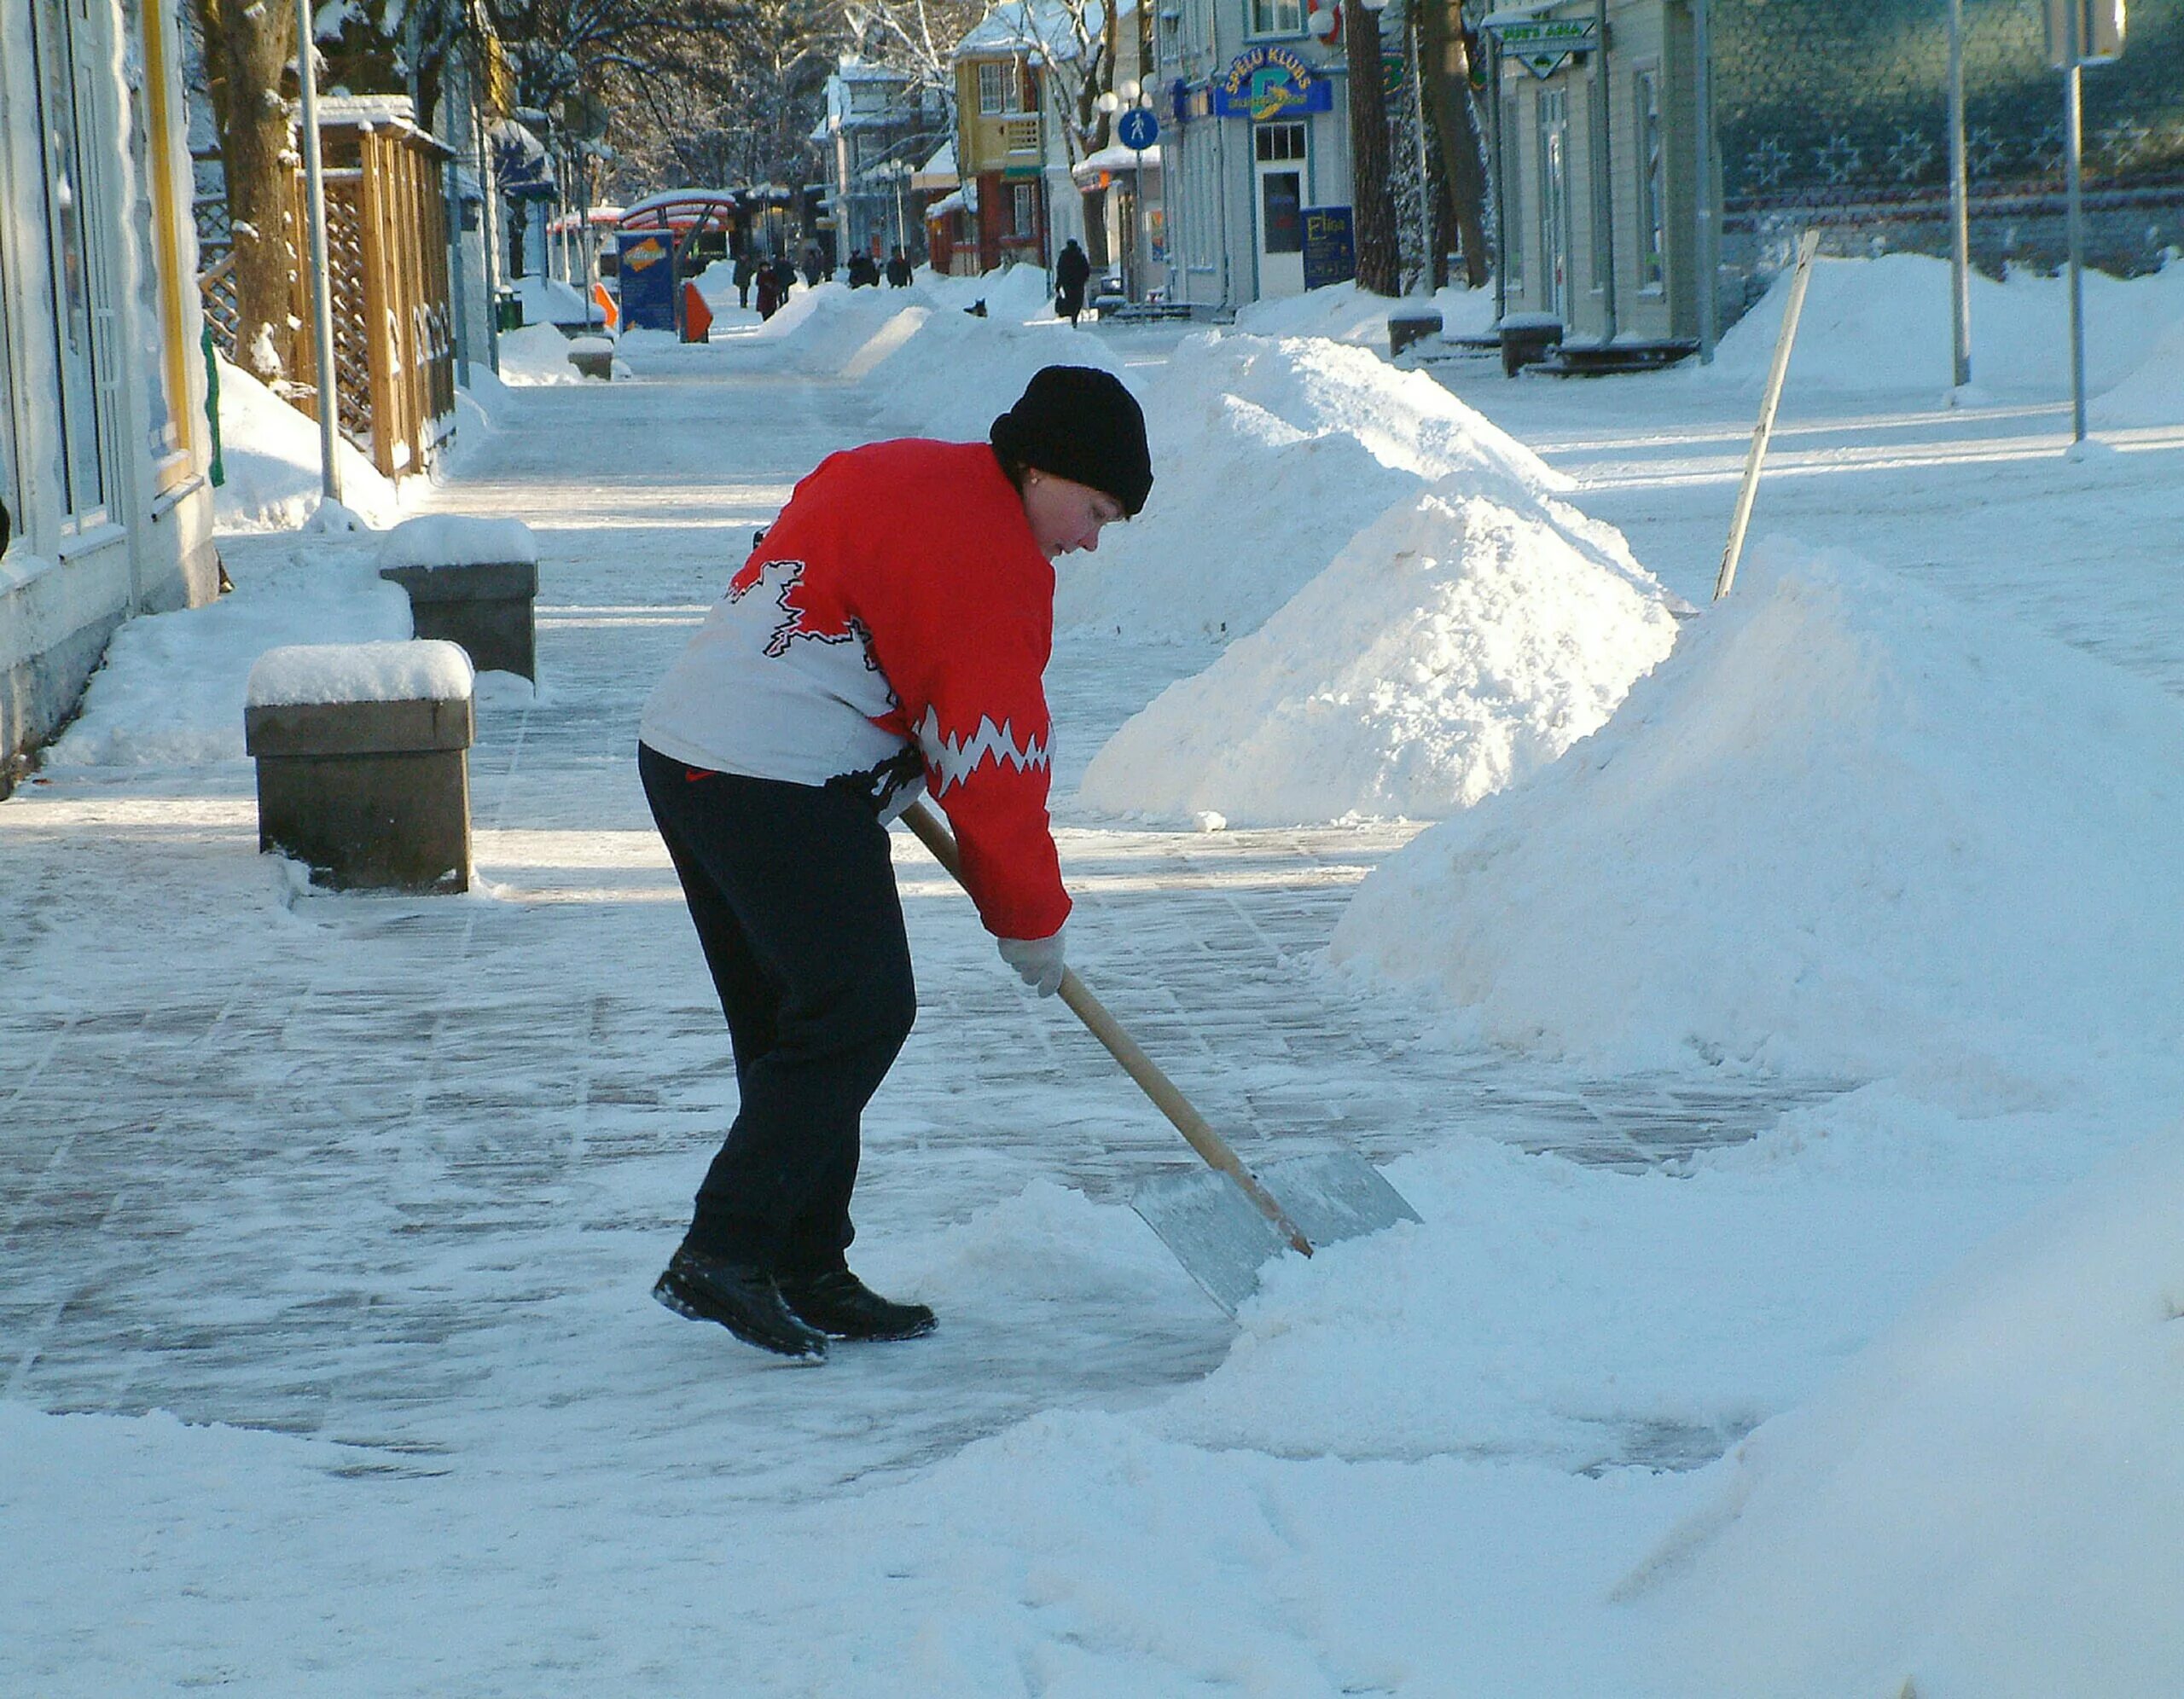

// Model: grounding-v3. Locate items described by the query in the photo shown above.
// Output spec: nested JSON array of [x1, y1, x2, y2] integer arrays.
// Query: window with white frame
[[0, 241, 18, 556], [1254, 121, 1305, 163], [1250, 0, 1303, 35], [979, 61, 1008, 114], [1635, 66, 1665, 293], [30, 0, 113, 525], [1012, 182, 1037, 235], [1500, 92, 1523, 293], [122, 4, 183, 470]]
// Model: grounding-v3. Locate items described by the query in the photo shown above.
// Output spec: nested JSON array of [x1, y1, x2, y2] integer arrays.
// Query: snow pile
[[495, 322, 590, 386], [1233, 280, 1501, 347], [1331, 539, 2184, 1096], [1081, 485, 1677, 823], [212, 357, 402, 531], [247, 640, 473, 707], [1705, 251, 2184, 395], [1629, 1125, 2184, 1699], [1060, 330, 1591, 644], [2092, 310, 2184, 428], [377, 514, 538, 569], [41, 542, 412, 768], [870, 304, 1122, 444]]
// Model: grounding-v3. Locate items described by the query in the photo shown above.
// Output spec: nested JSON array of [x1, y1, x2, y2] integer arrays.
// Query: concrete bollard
[[245, 641, 475, 892], [567, 335, 614, 380], [1388, 306, 1444, 359], [377, 517, 541, 681]]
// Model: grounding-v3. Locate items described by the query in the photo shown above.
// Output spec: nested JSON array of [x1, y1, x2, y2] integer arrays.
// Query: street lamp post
[[1097, 80, 1158, 301]]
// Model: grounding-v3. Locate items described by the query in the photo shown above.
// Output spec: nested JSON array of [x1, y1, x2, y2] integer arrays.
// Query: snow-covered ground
[[3, 253, 2182, 1696]]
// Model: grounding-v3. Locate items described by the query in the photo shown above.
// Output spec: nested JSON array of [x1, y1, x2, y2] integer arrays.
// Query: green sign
[[1488, 15, 1596, 79]]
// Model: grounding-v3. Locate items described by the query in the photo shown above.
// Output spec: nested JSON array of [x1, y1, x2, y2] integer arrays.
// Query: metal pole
[[1593, 0, 1617, 341], [1490, 38, 1507, 324], [1693, 0, 1716, 362], [2064, 0, 2088, 443], [1947, 0, 1971, 387], [293, 0, 342, 503], [1409, 0, 1433, 293], [1716, 226, 1821, 600]]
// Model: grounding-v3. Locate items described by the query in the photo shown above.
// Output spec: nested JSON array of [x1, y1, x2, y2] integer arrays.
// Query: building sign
[[1484, 16, 1596, 79], [1212, 46, 1333, 119], [1302, 205, 1355, 289]]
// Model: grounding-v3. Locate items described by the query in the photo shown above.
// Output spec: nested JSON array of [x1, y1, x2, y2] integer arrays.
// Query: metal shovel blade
[[1133, 1150, 1421, 1317]]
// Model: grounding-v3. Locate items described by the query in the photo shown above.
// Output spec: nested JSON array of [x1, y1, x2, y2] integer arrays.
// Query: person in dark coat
[[754, 259, 782, 320], [732, 249, 757, 309], [846, 252, 880, 288], [772, 255, 799, 302], [885, 247, 914, 287], [1054, 238, 1092, 327], [801, 245, 825, 287]]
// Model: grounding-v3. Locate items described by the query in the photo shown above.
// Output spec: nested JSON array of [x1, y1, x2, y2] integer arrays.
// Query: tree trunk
[[1080, 188, 1111, 270], [198, 0, 300, 380], [1419, 1, 1490, 287], [1342, 0, 1399, 296]]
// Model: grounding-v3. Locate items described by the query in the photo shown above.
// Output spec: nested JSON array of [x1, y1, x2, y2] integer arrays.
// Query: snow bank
[[870, 305, 1124, 444], [1233, 280, 1501, 347], [1080, 485, 1677, 823], [247, 640, 473, 707], [212, 357, 402, 531], [40, 542, 412, 768], [1059, 330, 1589, 645], [1704, 251, 2184, 395], [496, 322, 590, 386], [1629, 1124, 2184, 1699], [514, 273, 587, 325], [2092, 310, 2184, 428], [377, 513, 538, 569], [1330, 539, 2184, 1098]]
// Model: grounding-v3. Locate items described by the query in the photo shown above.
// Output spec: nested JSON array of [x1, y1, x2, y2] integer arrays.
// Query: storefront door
[[1253, 120, 1306, 299]]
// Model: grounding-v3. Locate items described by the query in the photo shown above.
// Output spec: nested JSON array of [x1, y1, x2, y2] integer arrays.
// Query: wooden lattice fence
[[196, 113, 455, 481]]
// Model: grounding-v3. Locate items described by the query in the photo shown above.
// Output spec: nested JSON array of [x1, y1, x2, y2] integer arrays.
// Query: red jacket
[[640, 438, 1070, 941]]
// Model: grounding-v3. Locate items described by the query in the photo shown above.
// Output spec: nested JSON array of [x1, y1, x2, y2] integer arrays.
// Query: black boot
[[777, 1269, 936, 1341], [653, 1249, 828, 1362]]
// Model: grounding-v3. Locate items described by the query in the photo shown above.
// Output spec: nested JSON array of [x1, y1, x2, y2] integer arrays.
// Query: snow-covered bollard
[[566, 335, 613, 380], [244, 641, 476, 892], [376, 516, 541, 681], [1387, 304, 1443, 359]]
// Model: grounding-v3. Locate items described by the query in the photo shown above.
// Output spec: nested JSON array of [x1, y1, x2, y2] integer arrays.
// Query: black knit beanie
[[990, 366, 1153, 517]]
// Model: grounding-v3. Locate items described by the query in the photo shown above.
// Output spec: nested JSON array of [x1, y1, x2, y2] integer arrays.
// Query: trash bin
[[1499, 313, 1563, 376], [495, 290, 524, 332]]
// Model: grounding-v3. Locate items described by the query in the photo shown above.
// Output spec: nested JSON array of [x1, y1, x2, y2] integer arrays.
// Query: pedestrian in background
[[732, 249, 757, 310], [886, 246, 913, 287], [637, 366, 1154, 1362], [1054, 237, 1092, 328]]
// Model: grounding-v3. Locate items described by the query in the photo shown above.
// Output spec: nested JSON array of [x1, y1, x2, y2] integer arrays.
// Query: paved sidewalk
[[1, 351, 1853, 1499]]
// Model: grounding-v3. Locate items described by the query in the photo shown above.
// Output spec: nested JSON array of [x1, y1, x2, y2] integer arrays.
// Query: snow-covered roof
[[925, 188, 967, 218], [1072, 141, 1160, 183], [954, 0, 1105, 59], [912, 142, 959, 191]]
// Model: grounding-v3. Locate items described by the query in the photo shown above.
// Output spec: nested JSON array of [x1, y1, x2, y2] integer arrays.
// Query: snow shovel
[[901, 799, 1420, 1314]]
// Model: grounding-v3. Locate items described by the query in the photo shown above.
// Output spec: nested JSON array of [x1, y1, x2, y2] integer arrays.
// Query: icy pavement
[[0, 345, 1868, 1505]]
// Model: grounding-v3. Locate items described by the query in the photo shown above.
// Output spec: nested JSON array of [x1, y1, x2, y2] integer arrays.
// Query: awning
[[1070, 142, 1161, 186]]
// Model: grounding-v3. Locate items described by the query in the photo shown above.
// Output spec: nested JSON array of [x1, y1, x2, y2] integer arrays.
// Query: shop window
[[1254, 122, 1306, 164], [1250, 0, 1303, 35], [1635, 66, 1666, 293], [30, 0, 113, 526]]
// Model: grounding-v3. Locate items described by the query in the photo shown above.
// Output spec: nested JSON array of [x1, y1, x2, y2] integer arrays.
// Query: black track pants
[[639, 743, 917, 1273]]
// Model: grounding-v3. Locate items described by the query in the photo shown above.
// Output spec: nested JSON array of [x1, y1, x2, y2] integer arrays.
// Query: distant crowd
[[731, 244, 917, 319]]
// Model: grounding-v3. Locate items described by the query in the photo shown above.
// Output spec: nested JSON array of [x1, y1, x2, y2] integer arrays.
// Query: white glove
[[996, 928, 1066, 997]]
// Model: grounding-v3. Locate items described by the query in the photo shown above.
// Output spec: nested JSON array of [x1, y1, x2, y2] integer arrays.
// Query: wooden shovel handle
[[900, 799, 1312, 1257]]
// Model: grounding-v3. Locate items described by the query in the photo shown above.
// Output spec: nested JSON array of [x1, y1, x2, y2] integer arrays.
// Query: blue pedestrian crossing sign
[[1117, 107, 1159, 152]]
